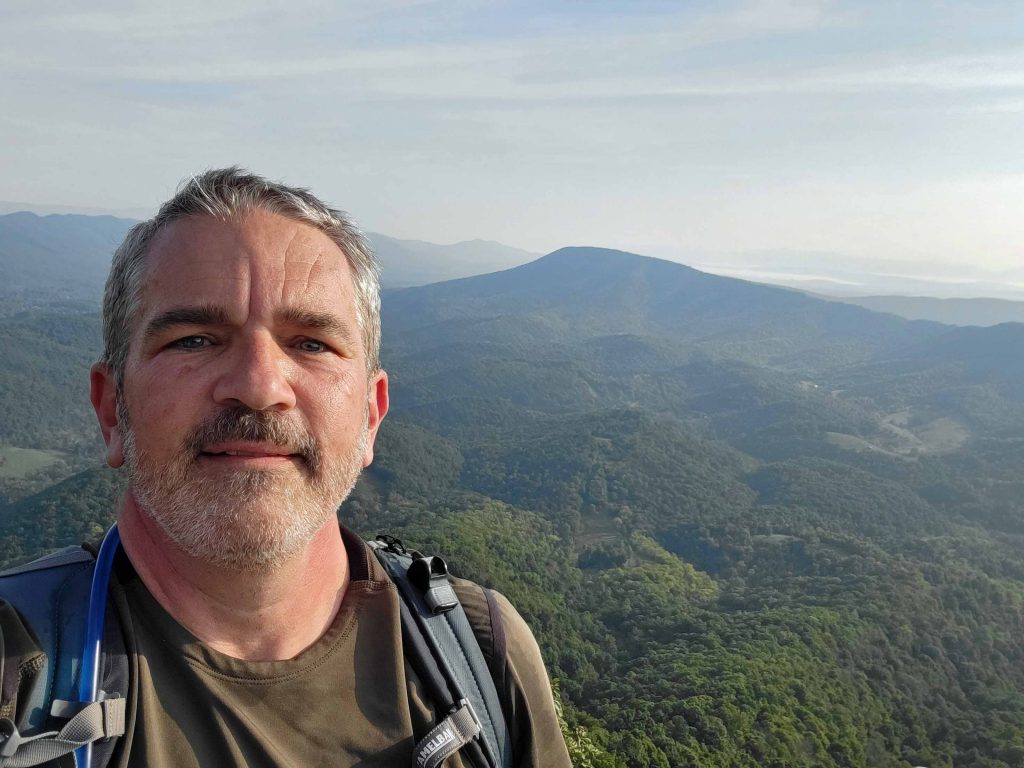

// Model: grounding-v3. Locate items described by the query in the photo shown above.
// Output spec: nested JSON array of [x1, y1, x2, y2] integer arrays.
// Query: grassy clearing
[[828, 412, 970, 458], [916, 417, 969, 453], [826, 432, 899, 456], [0, 446, 65, 479]]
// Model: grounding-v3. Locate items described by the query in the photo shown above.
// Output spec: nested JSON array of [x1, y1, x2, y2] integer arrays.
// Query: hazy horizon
[[3, 202, 1023, 303]]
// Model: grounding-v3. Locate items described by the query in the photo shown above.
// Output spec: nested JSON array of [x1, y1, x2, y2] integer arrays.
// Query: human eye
[[168, 335, 211, 351], [296, 338, 328, 354]]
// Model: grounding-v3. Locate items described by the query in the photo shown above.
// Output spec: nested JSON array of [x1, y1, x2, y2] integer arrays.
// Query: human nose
[[212, 332, 297, 411]]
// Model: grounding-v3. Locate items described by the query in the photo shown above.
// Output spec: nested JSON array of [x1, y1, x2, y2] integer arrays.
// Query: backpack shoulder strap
[[0, 547, 95, 734], [452, 582, 512, 730], [369, 537, 513, 768], [0, 547, 127, 768]]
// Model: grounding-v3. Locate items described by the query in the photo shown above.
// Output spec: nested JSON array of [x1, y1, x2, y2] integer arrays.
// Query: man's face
[[97, 210, 387, 569]]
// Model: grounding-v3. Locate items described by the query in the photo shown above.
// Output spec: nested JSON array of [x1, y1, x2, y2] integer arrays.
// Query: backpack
[[0, 528, 512, 768]]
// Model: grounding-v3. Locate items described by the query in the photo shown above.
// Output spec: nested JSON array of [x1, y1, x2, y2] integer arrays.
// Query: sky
[[2, 0, 1023, 291]]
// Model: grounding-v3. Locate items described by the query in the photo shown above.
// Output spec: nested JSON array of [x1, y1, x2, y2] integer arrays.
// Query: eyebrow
[[142, 304, 359, 346], [277, 307, 358, 346], [144, 305, 229, 341]]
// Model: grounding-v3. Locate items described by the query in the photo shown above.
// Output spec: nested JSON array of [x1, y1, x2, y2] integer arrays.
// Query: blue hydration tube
[[74, 523, 121, 768]]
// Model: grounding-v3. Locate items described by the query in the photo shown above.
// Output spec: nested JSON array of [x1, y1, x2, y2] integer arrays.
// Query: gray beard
[[119, 402, 367, 571]]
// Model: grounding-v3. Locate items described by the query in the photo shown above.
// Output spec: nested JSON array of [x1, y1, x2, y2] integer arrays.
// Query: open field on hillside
[[0, 446, 64, 478]]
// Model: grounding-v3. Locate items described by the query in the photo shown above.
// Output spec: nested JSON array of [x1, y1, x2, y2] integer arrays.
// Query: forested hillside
[[2, 243, 1024, 767], [0, 212, 133, 310]]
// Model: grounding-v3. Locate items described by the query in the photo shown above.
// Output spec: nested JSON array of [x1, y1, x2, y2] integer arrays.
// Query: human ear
[[362, 369, 390, 467], [90, 362, 125, 468]]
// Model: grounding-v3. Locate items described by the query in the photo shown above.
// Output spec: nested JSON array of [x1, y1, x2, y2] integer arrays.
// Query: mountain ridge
[[384, 245, 949, 373], [817, 294, 1024, 327]]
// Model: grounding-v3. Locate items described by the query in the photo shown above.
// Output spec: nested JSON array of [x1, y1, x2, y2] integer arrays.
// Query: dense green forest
[[2, 242, 1024, 767]]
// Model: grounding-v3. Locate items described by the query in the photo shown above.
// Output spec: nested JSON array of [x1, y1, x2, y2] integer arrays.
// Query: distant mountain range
[[0, 212, 535, 308], [824, 294, 1024, 327], [384, 247, 945, 364], [9, 209, 1024, 328], [369, 233, 536, 287], [0, 212, 133, 307]]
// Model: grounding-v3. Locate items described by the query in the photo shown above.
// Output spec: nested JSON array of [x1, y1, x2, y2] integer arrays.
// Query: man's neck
[[117, 496, 350, 662]]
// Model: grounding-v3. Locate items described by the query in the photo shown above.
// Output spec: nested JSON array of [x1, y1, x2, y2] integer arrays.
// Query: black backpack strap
[[0, 548, 127, 767], [369, 537, 513, 768]]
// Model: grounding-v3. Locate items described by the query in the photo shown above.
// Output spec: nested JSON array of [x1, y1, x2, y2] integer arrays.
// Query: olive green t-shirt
[[112, 529, 570, 768]]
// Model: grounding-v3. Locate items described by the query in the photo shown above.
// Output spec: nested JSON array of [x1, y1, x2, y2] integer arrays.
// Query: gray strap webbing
[[372, 546, 513, 768], [428, 608, 511, 768], [0, 697, 125, 768], [412, 702, 481, 768]]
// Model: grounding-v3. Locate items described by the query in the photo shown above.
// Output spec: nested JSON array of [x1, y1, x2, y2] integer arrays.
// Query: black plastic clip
[[408, 555, 459, 614], [0, 718, 25, 758], [375, 534, 407, 555]]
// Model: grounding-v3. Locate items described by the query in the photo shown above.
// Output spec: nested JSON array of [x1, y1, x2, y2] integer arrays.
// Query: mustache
[[185, 408, 322, 472]]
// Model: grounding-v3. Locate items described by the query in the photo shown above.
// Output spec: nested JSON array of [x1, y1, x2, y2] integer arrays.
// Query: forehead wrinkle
[[282, 237, 343, 298], [279, 215, 348, 283], [282, 256, 331, 293]]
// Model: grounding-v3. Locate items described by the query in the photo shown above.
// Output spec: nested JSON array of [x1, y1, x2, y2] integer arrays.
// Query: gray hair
[[102, 167, 381, 383]]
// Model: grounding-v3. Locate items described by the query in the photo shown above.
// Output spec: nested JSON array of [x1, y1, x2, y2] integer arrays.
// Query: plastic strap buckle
[[408, 556, 459, 614]]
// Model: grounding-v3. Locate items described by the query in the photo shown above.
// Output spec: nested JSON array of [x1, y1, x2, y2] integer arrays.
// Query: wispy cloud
[[8, 1, 1023, 109], [1, 1, 841, 85]]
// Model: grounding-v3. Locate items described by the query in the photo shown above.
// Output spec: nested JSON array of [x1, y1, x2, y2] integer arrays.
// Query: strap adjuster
[[0, 719, 26, 759], [408, 556, 459, 614], [412, 700, 484, 768]]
